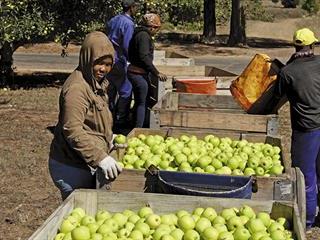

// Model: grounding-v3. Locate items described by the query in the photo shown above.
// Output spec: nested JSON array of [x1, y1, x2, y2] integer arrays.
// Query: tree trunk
[[203, 0, 216, 41], [0, 42, 14, 86], [228, 0, 246, 46]]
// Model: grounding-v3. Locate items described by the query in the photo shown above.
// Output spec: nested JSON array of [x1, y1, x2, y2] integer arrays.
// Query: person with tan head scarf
[[49, 31, 122, 200]]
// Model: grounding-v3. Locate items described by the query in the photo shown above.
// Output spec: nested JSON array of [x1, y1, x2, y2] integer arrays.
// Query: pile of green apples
[[54, 205, 294, 240], [118, 134, 284, 177]]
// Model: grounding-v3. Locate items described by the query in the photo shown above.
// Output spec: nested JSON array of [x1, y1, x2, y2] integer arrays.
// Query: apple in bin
[[146, 214, 161, 229], [134, 222, 151, 237], [183, 229, 200, 240], [170, 228, 184, 240], [233, 227, 251, 240], [227, 216, 243, 231], [71, 226, 90, 240], [54, 233, 65, 240], [177, 215, 195, 231], [195, 217, 211, 233], [59, 219, 78, 234], [202, 226, 219, 240]]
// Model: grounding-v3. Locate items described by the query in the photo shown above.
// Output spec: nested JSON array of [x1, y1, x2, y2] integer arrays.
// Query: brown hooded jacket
[[49, 31, 115, 168]]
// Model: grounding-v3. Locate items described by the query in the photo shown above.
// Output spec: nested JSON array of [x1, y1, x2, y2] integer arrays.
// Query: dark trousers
[[107, 62, 132, 125], [291, 129, 320, 228], [128, 72, 150, 128]]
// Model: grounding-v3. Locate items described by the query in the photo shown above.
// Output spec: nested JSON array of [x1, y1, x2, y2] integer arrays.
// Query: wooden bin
[[150, 92, 279, 136], [148, 65, 238, 108], [153, 50, 195, 66], [96, 128, 305, 228], [28, 190, 305, 240]]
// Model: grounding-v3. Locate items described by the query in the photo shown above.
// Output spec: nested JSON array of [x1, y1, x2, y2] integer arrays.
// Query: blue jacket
[[107, 14, 135, 66]]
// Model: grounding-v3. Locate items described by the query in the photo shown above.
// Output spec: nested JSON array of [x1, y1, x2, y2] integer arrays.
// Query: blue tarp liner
[[153, 170, 253, 199]]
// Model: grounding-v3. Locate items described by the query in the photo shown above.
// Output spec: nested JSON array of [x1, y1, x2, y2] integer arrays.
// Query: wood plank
[[157, 110, 272, 133], [205, 66, 238, 77], [154, 58, 195, 66], [295, 167, 306, 230], [176, 93, 242, 110], [156, 65, 206, 76]]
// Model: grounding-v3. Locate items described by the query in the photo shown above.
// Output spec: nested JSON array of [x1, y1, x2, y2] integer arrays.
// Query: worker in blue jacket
[[106, 0, 138, 130]]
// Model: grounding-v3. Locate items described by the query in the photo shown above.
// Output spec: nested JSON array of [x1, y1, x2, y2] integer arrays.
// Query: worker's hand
[[98, 156, 122, 180], [157, 72, 167, 82]]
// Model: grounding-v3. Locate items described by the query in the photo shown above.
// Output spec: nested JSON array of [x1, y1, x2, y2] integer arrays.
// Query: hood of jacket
[[78, 31, 115, 92]]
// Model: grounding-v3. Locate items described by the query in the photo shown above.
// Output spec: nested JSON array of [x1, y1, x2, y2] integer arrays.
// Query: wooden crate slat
[[157, 110, 271, 133]]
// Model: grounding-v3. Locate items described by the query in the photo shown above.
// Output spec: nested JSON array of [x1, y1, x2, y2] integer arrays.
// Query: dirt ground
[[1, 4, 320, 240]]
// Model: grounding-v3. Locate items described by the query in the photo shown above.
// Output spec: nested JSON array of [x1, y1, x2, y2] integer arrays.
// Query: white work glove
[[98, 156, 122, 180]]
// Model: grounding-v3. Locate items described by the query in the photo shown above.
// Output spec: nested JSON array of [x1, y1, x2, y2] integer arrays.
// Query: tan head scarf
[[78, 31, 115, 92]]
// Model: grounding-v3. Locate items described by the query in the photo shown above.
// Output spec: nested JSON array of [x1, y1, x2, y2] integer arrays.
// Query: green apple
[[102, 218, 119, 232], [205, 165, 216, 173], [218, 231, 234, 240], [146, 214, 161, 229], [66, 215, 80, 226], [183, 229, 200, 240], [125, 221, 135, 231], [195, 217, 211, 233], [250, 231, 269, 240], [247, 157, 260, 169], [259, 237, 272, 240], [215, 166, 232, 175], [263, 145, 274, 157], [192, 214, 200, 222], [72, 208, 86, 219], [159, 160, 171, 169], [91, 233, 103, 240], [139, 207, 153, 218], [241, 146, 252, 156], [246, 219, 266, 233], [153, 228, 168, 240], [204, 135, 215, 143], [256, 212, 271, 227], [134, 222, 151, 237], [227, 157, 239, 170], [276, 217, 290, 229], [227, 216, 243, 231], [62, 232, 72, 240], [212, 216, 226, 225], [87, 223, 99, 234], [103, 231, 117, 239], [197, 156, 212, 168], [129, 230, 144, 240], [176, 210, 190, 218], [232, 169, 244, 176], [211, 159, 223, 170], [133, 159, 145, 169], [170, 228, 184, 240], [114, 134, 126, 144], [175, 153, 188, 165], [268, 222, 285, 232], [177, 215, 195, 232], [60, 219, 78, 234], [239, 215, 249, 225], [233, 227, 251, 240], [54, 233, 65, 240], [193, 207, 204, 216], [202, 226, 219, 240], [244, 168, 256, 176], [220, 208, 237, 221], [70, 212, 82, 222], [201, 207, 217, 222], [95, 210, 111, 222], [255, 167, 265, 176], [161, 214, 175, 226], [209, 137, 220, 147], [71, 226, 90, 240], [122, 209, 135, 217], [269, 230, 286, 240], [217, 153, 228, 164], [162, 234, 176, 240], [193, 167, 205, 173], [269, 165, 284, 176], [81, 215, 96, 226], [112, 213, 128, 228], [213, 223, 228, 234], [128, 214, 140, 224]]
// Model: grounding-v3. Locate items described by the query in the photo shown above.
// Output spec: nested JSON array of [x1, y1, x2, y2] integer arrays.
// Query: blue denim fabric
[[128, 72, 149, 127], [48, 158, 96, 200], [291, 129, 320, 227]]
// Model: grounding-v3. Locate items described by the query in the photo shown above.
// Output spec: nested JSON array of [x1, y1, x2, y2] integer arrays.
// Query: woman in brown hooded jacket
[[49, 31, 122, 200]]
